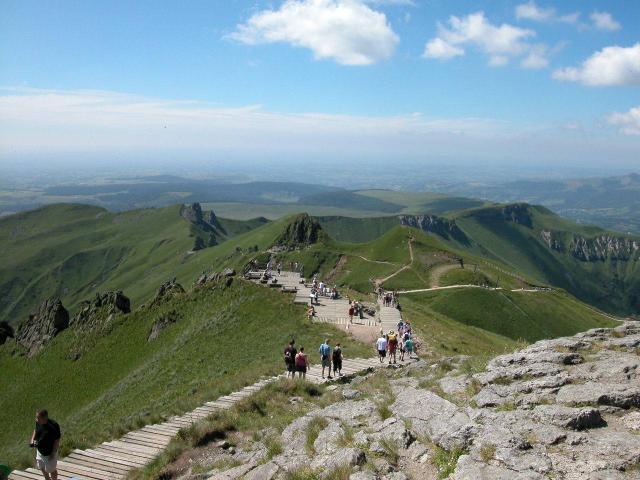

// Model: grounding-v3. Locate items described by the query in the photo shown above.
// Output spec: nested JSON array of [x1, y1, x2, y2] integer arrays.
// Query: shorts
[[286, 361, 295, 372], [378, 349, 386, 357], [333, 360, 342, 371], [322, 356, 331, 368], [296, 365, 307, 373], [36, 450, 57, 473]]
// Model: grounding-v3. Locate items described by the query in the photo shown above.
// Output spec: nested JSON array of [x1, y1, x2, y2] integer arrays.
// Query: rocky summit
[[71, 290, 131, 329], [181, 322, 640, 480], [15, 297, 69, 355]]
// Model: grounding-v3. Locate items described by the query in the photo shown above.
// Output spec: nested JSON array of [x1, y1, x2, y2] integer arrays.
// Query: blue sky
[[0, 0, 638, 169]]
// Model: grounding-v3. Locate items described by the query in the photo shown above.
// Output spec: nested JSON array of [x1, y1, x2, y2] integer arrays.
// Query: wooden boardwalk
[[9, 271, 414, 480]]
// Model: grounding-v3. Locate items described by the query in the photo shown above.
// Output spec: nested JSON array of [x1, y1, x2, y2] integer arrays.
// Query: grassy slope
[[0, 280, 371, 467], [452, 205, 640, 315], [0, 204, 280, 325]]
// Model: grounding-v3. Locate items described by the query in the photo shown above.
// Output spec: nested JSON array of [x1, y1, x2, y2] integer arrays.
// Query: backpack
[[295, 353, 306, 367]]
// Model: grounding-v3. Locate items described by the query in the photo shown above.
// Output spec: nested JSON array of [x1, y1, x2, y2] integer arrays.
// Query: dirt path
[[374, 237, 415, 287]]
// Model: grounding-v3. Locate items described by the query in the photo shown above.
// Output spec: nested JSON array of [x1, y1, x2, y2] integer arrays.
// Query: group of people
[[380, 290, 398, 308], [309, 276, 339, 305], [284, 339, 344, 380], [376, 326, 415, 364], [347, 299, 365, 322]]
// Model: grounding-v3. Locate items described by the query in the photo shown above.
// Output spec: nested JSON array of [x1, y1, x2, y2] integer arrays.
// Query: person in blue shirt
[[319, 339, 333, 379]]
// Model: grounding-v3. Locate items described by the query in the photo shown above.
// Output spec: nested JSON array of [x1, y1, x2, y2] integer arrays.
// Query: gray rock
[[313, 421, 343, 454], [16, 297, 69, 355], [622, 411, 640, 431], [390, 387, 476, 450], [439, 375, 471, 395], [244, 462, 278, 480], [556, 383, 640, 408], [311, 399, 377, 425], [533, 405, 606, 430], [342, 388, 361, 400], [451, 454, 545, 480], [312, 447, 366, 471], [349, 472, 376, 480], [207, 461, 257, 480]]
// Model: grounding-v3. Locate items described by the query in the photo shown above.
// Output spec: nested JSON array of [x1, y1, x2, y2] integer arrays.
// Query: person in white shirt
[[376, 335, 388, 363]]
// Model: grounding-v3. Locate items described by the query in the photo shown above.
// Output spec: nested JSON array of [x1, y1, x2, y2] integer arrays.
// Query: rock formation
[[190, 321, 640, 480], [151, 278, 185, 306], [148, 310, 180, 341], [181, 202, 204, 224], [274, 214, 323, 247], [541, 230, 640, 262], [71, 291, 131, 329], [16, 297, 69, 355], [399, 215, 469, 243]]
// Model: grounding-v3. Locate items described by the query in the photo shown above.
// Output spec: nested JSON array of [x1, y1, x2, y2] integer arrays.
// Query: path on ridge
[[8, 272, 416, 480]]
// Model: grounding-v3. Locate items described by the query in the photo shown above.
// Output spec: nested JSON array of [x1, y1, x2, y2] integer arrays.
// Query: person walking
[[30, 409, 61, 480], [405, 336, 415, 359], [284, 340, 297, 378], [376, 334, 387, 363], [319, 339, 333, 379], [387, 330, 398, 365], [348, 304, 354, 324], [332, 343, 343, 377], [295, 347, 309, 379]]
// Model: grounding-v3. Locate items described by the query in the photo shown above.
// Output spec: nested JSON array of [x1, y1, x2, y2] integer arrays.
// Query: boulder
[[151, 279, 185, 306], [556, 383, 640, 409], [223, 268, 236, 277], [533, 405, 606, 430], [390, 388, 476, 450], [72, 291, 131, 328], [16, 297, 69, 355]]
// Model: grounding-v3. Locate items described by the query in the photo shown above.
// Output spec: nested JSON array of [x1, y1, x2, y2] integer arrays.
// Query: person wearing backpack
[[404, 336, 415, 359], [319, 339, 333, 379], [284, 340, 297, 378], [332, 343, 343, 377], [295, 347, 309, 379]]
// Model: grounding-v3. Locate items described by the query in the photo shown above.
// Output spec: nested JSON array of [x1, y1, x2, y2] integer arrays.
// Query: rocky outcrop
[[16, 298, 69, 355], [151, 279, 185, 306], [274, 214, 323, 247], [169, 323, 640, 480], [71, 291, 131, 329], [541, 230, 640, 262], [181, 202, 204, 224], [0, 321, 14, 345], [148, 310, 180, 341], [398, 215, 469, 243]]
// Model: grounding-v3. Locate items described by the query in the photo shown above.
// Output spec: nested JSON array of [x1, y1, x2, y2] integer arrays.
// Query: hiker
[[399, 335, 406, 362], [333, 343, 343, 377], [277, 263, 282, 275], [284, 340, 297, 378], [309, 289, 316, 306], [295, 347, 309, 379], [348, 304, 354, 324], [307, 306, 315, 320], [30, 409, 61, 480], [376, 334, 387, 363], [319, 339, 333, 379], [405, 336, 415, 359], [387, 330, 398, 365]]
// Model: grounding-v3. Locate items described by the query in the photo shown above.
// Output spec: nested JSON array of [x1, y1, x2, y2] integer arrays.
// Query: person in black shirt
[[30, 409, 61, 480], [284, 340, 297, 378]]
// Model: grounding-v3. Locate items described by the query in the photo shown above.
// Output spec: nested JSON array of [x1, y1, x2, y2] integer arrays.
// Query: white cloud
[[227, 0, 399, 66], [515, 1, 554, 22], [423, 11, 542, 67], [553, 43, 640, 86], [521, 45, 549, 69], [590, 11, 621, 31], [423, 37, 464, 59], [608, 106, 640, 135], [515, 1, 579, 24]]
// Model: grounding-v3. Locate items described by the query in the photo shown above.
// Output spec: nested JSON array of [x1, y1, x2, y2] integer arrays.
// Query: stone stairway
[[379, 297, 403, 334]]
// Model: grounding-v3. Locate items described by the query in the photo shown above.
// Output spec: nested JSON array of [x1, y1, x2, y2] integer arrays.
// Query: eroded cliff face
[[399, 215, 469, 243], [541, 230, 640, 262]]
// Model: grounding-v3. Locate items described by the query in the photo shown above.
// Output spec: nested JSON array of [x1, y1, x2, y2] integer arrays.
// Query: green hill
[[0, 204, 271, 326], [0, 279, 370, 467]]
